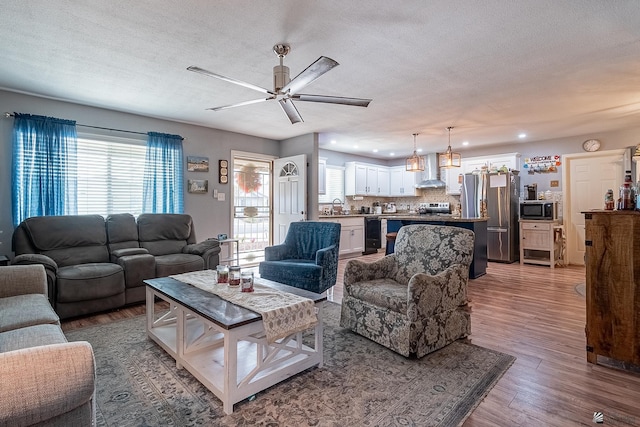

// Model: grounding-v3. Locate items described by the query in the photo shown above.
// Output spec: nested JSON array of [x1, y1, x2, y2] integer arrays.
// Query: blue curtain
[[142, 132, 184, 213], [12, 113, 78, 226]]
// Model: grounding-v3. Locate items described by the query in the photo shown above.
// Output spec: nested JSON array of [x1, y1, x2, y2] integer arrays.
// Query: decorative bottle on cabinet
[[583, 210, 640, 366]]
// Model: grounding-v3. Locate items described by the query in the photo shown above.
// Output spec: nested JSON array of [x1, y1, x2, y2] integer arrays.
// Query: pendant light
[[438, 126, 461, 168], [406, 133, 425, 172]]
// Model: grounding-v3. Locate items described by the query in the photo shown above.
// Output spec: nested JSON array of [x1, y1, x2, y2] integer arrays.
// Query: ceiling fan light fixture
[[188, 43, 371, 125], [406, 133, 425, 172], [438, 127, 462, 168]]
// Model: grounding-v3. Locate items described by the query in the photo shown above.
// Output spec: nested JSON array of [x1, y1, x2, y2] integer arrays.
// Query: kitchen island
[[385, 216, 488, 279]]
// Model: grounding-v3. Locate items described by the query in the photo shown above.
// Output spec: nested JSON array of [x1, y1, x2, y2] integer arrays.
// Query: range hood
[[415, 153, 445, 188]]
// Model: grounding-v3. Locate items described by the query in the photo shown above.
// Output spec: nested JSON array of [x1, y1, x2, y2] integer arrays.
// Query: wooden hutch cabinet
[[583, 210, 640, 366]]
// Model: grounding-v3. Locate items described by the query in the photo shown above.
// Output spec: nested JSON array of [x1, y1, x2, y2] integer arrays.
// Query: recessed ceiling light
[[330, 140, 337, 144], [354, 145, 359, 149], [462, 141, 469, 146], [518, 133, 527, 139], [390, 152, 395, 156], [417, 148, 423, 152], [373, 149, 378, 153]]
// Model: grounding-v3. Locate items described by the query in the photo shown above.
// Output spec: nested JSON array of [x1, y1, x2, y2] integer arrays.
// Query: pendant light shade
[[406, 133, 425, 172], [438, 126, 461, 168]]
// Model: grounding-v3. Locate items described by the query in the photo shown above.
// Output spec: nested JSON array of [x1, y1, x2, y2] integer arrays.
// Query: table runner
[[169, 270, 318, 343]]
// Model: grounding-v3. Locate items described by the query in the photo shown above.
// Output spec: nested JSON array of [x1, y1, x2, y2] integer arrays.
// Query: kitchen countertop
[[386, 215, 488, 222], [319, 214, 488, 222]]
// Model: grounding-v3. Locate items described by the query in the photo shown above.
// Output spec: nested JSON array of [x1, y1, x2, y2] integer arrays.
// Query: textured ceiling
[[2, 1, 640, 159]]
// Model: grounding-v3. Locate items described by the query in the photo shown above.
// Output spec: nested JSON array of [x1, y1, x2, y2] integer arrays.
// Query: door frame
[[561, 149, 625, 265], [230, 150, 277, 265]]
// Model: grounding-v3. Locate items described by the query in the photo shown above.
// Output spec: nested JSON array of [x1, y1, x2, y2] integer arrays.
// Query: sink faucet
[[331, 198, 343, 215]]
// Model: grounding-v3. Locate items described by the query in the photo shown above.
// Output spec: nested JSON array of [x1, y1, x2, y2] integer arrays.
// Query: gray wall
[[0, 89, 281, 257], [280, 133, 319, 220], [459, 128, 640, 192]]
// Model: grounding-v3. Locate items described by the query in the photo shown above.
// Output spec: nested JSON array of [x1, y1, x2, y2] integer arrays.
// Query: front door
[[273, 154, 307, 244], [232, 155, 272, 266]]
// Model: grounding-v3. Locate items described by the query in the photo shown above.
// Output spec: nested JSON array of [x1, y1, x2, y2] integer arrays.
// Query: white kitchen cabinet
[[389, 166, 419, 196], [345, 162, 389, 196], [319, 216, 364, 256], [377, 168, 390, 196], [318, 157, 326, 195], [489, 153, 521, 172], [462, 158, 489, 174], [341, 222, 364, 255], [442, 168, 463, 195], [366, 166, 378, 195], [460, 153, 521, 174]]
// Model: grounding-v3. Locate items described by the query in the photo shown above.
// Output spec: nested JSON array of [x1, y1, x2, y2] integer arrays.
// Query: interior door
[[273, 154, 307, 244], [565, 150, 623, 265]]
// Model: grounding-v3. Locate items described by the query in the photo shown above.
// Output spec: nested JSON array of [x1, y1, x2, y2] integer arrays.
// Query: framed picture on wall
[[187, 179, 208, 194], [187, 156, 209, 172], [219, 159, 228, 184]]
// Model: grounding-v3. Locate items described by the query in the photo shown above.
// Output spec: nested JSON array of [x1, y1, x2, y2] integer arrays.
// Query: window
[[76, 135, 147, 216], [11, 113, 183, 225], [318, 165, 345, 204]]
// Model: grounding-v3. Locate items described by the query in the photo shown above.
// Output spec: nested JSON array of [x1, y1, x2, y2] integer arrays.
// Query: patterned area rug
[[575, 283, 586, 297], [66, 302, 515, 427]]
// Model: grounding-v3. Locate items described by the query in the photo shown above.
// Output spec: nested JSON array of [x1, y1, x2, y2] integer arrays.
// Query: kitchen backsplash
[[319, 187, 461, 213]]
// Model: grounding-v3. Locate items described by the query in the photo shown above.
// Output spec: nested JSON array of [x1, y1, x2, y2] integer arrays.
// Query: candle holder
[[241, 272, 254, 292]]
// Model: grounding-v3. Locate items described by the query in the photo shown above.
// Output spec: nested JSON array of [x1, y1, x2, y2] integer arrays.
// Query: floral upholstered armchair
[[259, 221, 341, 294], [340, 224, 475, 357]]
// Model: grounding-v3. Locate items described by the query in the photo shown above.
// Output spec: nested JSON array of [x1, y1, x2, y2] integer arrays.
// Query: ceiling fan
[[187, 44, 372, 124]]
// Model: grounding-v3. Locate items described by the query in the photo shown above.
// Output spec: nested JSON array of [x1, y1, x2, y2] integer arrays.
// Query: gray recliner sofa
[[13, 215, 127, 320], [12, 213, 220, 319], [136, 213, 220, 275]]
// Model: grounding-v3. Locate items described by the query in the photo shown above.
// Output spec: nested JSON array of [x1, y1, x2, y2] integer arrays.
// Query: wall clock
[[582, 139, 601, 152]]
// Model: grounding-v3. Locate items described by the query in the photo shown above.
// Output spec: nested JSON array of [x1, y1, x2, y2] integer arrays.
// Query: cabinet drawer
[[337, 217, 364, 227], [318, 218, 340, 223], [521, 222, 551, 231]]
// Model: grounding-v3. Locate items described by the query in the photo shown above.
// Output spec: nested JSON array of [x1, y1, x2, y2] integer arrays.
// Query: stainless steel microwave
[[519, 201, 557, 220]]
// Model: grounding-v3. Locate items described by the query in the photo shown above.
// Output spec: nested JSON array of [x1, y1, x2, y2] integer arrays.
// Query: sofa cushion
[[116, 254, 156, 289], [260, 259, 322, 281], [0, 294, 60, 333], [154, 254, 204, 277], [56, 263, 125, 303], [137, 214, 194, 256], [0, 324, 67, 353], [19, 215, 110, 266], [346, 279, 408, 314], [106, 213, 141, 258]]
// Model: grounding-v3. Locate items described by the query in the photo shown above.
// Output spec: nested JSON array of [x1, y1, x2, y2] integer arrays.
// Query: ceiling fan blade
[[187, 66, 276, 95], [207, 97, 274, 112], [293, 94, 372, 107], [280, 56, 339, 95], [278, 98, 303, 124]]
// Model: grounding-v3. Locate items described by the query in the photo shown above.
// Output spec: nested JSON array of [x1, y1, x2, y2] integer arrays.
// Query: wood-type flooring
[[62, 254, 640, 426]]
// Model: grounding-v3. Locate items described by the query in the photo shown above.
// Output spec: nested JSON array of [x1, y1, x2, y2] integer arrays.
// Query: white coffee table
[[144, 276, 325, 414]]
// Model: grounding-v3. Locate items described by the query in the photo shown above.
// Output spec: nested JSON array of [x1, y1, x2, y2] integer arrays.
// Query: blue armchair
[[258, 221, 341, 294]]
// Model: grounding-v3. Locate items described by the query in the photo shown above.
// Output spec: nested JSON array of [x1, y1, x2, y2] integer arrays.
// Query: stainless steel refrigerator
[[461, 172, 520, 262]]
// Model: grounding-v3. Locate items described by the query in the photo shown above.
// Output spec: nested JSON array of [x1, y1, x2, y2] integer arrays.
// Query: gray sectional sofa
[[12, 213, 220, 319], [0, 264, 96, 426]]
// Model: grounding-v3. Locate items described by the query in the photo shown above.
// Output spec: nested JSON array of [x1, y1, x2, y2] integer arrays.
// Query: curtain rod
[[4, 112, 184, 140]]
